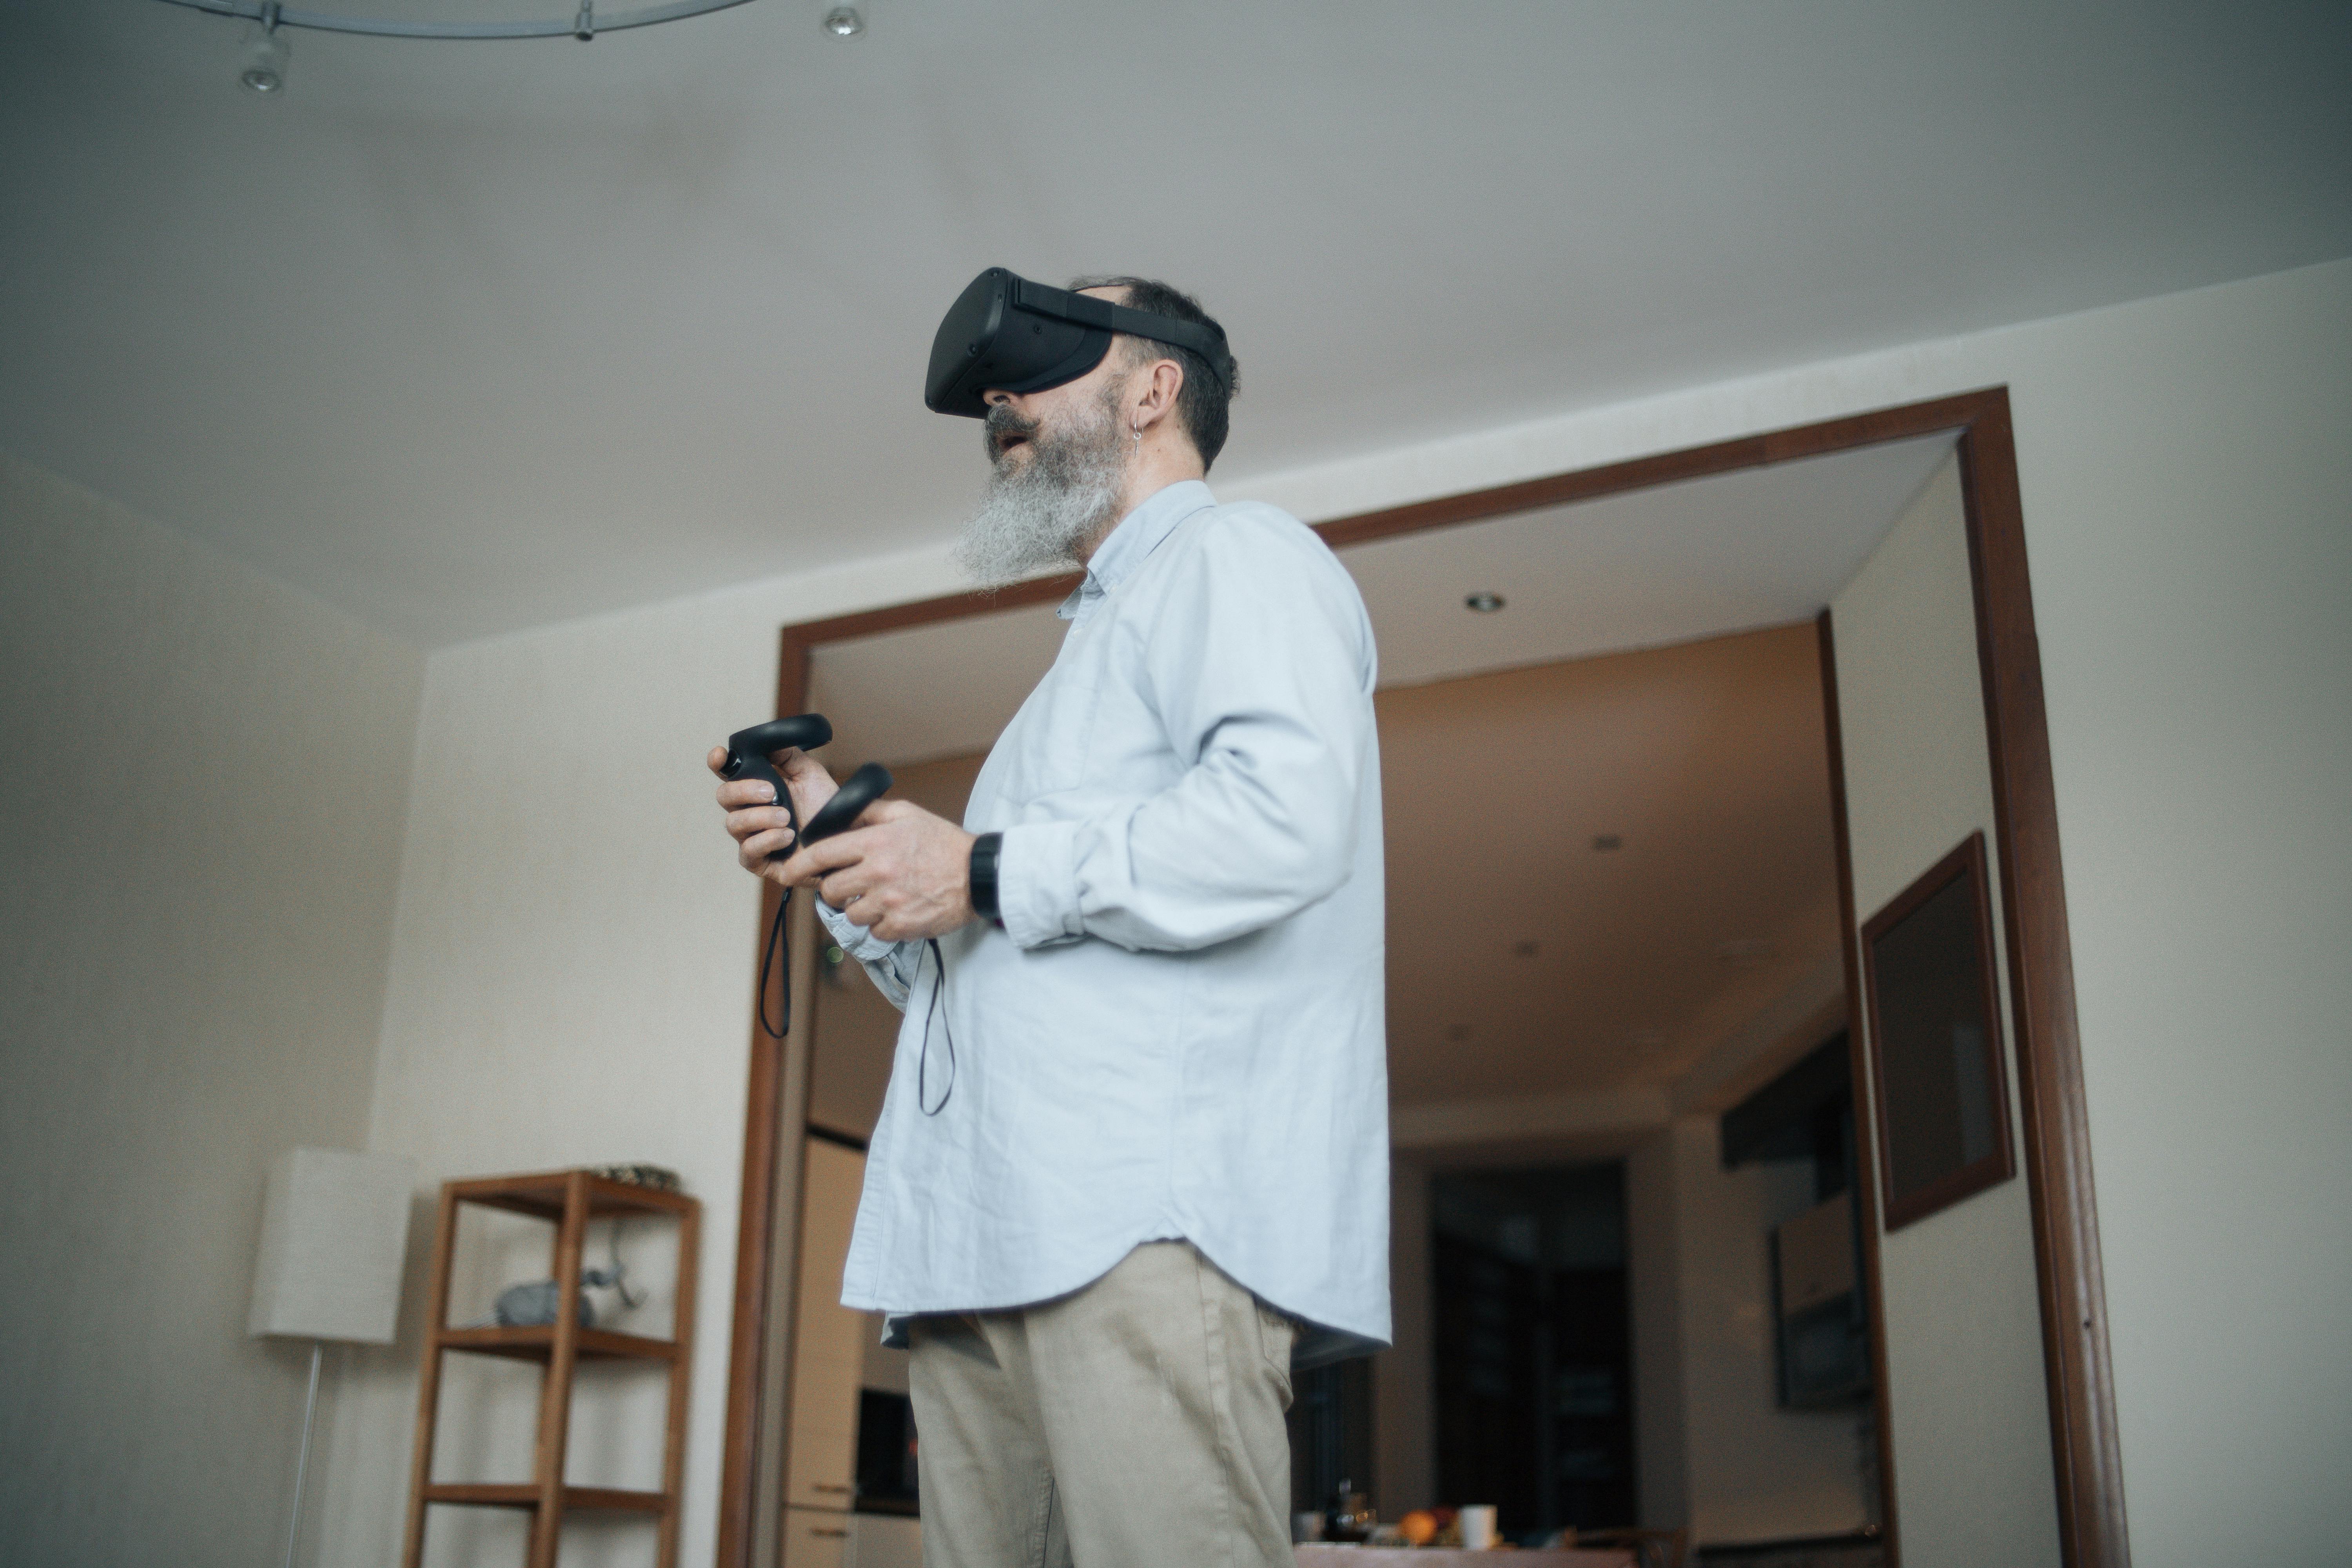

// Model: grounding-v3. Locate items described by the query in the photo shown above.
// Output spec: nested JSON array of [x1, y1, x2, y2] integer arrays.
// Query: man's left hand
[[777, 799, 979, 943]]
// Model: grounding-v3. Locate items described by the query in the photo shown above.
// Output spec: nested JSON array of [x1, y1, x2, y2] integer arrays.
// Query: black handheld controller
[[721, 714, 834, 849], [722, 715, 896, 855], [803, 761, 896, 845], [722, 714, 897, 1040]]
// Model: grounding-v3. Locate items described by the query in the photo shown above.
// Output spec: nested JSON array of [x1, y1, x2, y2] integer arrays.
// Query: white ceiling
[[4, 2, 2347, 646], [1376, 624, 1841, 1108], [1343, 432, 1955, 688], [811, 433, 1953, 767]]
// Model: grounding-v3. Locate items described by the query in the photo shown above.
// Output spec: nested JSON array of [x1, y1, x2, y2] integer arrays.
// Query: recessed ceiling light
[[822, 5, 864, 36], [1592, 834, 1623, 852], [1464, 591, 1505, 613]]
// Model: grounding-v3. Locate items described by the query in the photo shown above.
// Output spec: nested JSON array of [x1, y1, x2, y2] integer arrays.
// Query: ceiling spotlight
[[822, 4, 864, 35], [1464, 591, 1505, 613], [239, 6, 289, 94]]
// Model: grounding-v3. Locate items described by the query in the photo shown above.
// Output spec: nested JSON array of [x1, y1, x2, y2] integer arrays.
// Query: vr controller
[[722, 714, 895, 1042], [720, 715, 895, 854]]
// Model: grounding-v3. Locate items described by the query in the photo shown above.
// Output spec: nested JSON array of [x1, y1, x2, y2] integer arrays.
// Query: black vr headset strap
[[1009, 278, 1232, 388]]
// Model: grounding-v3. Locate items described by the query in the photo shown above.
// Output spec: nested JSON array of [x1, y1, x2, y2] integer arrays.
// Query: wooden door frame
[[711, 387, 2129, 1568]]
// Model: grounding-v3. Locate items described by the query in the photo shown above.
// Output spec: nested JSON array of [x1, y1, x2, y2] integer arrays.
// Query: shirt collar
[[1059, 479, 1217, 619]]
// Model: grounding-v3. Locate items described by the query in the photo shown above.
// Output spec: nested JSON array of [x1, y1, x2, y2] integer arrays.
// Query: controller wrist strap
[[757, 889, 794, 1039], [757, 894, 956, 1123]]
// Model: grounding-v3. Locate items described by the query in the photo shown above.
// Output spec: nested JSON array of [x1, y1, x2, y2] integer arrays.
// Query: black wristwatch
[[968, 831, 1004, 927]]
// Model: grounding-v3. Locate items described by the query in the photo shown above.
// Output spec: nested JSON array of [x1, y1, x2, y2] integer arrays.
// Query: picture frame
[[1860, 831, 2016, 1231]]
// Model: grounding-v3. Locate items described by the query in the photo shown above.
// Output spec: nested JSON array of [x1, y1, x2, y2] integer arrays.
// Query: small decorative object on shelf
[[401, 1168, 700, 1568], [590, 1163, 683, 1193]]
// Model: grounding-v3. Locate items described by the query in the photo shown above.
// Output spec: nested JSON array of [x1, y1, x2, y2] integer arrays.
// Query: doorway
[[1374, 604, 1866, 1552], [711, 391, 2121, 1568], [1428, 1162, 1635, 1537]]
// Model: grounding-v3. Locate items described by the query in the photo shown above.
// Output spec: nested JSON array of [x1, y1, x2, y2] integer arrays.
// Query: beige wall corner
[[0, 452, 425, 1567]]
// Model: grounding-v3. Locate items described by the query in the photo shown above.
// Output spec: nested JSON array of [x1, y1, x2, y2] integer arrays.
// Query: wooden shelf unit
[[403, 1169, 701, 1568]]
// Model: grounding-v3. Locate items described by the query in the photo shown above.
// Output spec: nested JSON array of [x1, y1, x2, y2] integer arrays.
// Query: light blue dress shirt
[[818, 479, 1390, 1365]]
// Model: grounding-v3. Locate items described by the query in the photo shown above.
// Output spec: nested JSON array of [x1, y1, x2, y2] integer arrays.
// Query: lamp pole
[[282, 1339, 323, 1568]]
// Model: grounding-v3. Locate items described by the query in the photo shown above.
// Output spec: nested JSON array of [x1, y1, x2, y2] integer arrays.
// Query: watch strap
[[968, 831, 1004, 927]]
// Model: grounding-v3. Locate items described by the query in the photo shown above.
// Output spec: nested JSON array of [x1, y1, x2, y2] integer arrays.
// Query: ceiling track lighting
[[155, 0, 862, 81], [238, 3, 289, 93]]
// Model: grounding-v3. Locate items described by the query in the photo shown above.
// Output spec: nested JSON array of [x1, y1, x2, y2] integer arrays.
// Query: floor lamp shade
[[248, 1148, 417, 1344]]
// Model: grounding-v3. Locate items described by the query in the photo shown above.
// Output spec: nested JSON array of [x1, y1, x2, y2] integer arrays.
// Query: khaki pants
[[906, 1241, 1297, 1568]]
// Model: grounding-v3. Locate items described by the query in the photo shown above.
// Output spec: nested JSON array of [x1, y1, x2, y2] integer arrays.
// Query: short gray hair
[[1067, 275, 1239, 469]]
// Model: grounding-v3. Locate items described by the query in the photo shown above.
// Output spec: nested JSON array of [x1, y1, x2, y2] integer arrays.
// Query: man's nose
[[983, 388, 1014, 409]]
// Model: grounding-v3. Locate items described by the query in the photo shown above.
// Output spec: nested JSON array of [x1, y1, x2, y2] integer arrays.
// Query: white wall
[[1658, 1117, 1875, 1545], [331, 256, 2352, 1567], [1981, 267, 2352, 1568], [0, 454, 423, 1568], [1833, 456, 2063, 1566], [318, 544, 973, 1568]]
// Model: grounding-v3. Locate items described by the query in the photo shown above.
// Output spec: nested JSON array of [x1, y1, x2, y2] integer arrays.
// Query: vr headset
[[925, 267, 1231, 418]]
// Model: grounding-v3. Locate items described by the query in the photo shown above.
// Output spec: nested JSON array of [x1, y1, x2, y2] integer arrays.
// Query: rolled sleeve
[[815, 897, 920, 1006], [996, 818, 1085, 949]]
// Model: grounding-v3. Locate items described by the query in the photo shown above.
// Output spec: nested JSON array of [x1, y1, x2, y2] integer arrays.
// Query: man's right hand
[[708, 744, 840, 888]]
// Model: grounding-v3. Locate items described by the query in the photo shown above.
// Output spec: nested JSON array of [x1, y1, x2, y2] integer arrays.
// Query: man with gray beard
[[711, 277, 1388, 1568], [953, 368, 1129, 583]]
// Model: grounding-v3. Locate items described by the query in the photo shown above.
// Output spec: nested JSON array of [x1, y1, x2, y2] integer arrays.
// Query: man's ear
[[1137, 356, 1185, 430]]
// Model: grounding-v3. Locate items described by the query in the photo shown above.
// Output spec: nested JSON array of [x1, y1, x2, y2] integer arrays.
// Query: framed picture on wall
[[1860, 831, 2016, 1230]]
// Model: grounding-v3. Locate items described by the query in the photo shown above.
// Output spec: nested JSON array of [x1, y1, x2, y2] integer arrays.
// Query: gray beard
[[953, 393, 1126, 584]]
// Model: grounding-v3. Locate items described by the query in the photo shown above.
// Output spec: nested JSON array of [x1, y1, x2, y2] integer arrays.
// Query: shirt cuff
[[996, 819, 1085, 949], [814, 895, 897, 962]]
